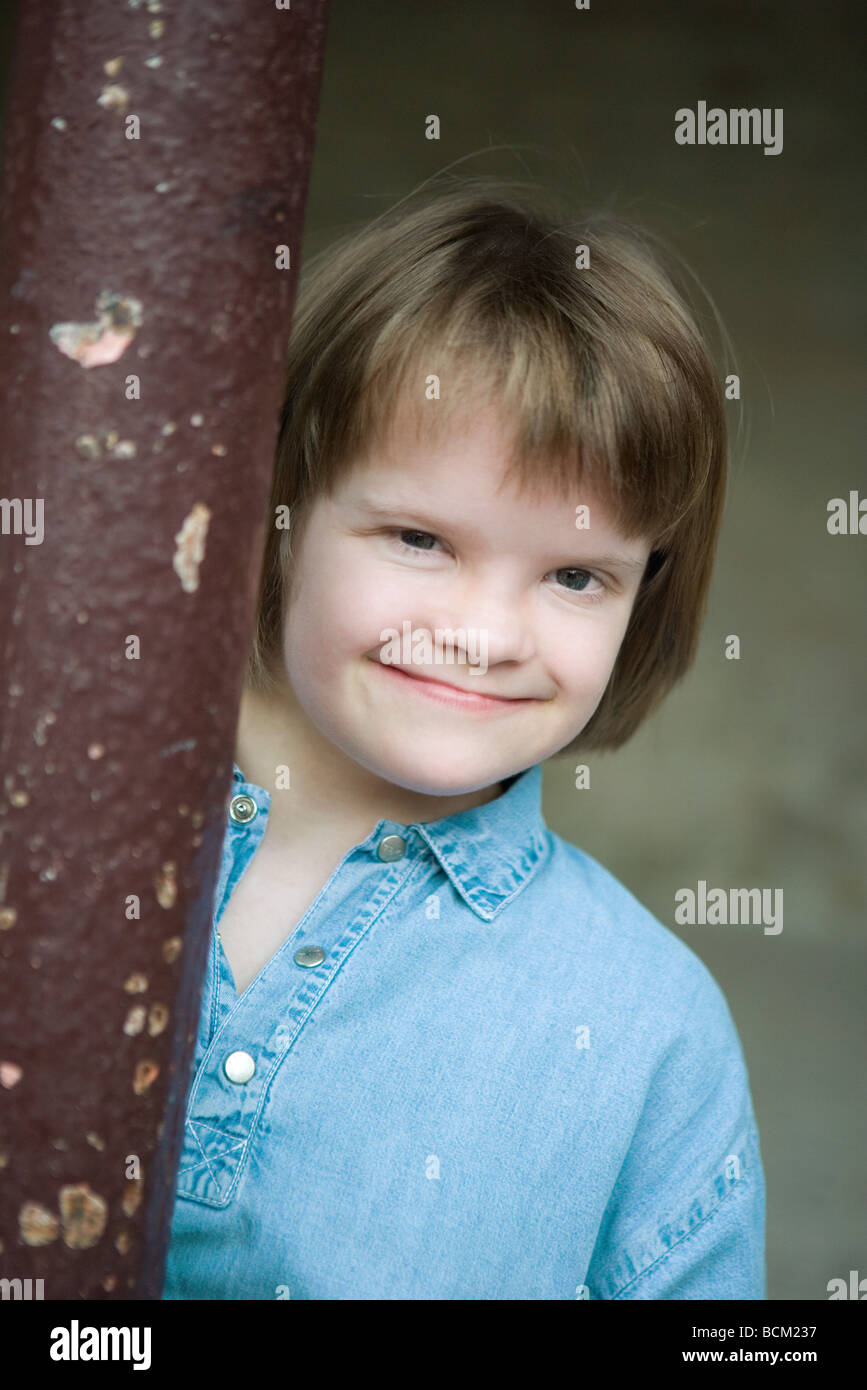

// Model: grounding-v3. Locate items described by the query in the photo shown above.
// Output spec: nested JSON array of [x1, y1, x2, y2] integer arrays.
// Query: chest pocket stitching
[[179, 1119, 248, 1184]]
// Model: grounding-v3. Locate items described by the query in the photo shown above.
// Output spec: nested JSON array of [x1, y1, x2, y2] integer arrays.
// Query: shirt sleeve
[[586, 964, 767, 1300]]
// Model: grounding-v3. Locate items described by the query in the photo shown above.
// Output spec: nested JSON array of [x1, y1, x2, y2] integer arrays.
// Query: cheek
[[284, 547, 399, 671], [545, 616, 628, 699]]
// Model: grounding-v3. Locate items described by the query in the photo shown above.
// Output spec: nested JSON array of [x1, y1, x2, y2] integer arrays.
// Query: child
[[162, 182, 766, 1300]]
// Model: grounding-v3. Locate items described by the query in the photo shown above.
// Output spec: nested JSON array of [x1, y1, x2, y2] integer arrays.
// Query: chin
[[358, 747, 504, 799]]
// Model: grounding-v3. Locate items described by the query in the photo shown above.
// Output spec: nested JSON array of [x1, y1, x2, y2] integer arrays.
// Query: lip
[[371, 660, 537, 712]]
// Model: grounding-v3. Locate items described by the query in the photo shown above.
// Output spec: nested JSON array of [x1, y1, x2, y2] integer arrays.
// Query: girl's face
[[281, 402, 653, 796]]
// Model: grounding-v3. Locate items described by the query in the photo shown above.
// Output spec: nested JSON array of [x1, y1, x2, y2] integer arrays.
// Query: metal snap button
[[294, 945, 326, 968], [229, 794, 257, 824], [223, 1050, 256, 1084], [377, 834, 406, 862]]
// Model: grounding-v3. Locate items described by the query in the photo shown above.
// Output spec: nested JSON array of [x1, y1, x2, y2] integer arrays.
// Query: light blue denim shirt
[[162, 760, 766, 1300]]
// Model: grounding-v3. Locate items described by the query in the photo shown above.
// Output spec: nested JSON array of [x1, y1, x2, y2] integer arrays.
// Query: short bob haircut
[[246, 178, 734, 757]]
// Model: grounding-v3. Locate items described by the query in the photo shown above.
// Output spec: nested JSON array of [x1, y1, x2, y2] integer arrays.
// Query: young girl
[[162, 183, 765, 1300]]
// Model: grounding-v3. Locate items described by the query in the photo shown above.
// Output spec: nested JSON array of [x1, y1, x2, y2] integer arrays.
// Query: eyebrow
[[352, 497, 648, 574]]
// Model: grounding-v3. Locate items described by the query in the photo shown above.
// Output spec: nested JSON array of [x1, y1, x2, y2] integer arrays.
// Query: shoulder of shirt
[[530, 829, 741, 1038]]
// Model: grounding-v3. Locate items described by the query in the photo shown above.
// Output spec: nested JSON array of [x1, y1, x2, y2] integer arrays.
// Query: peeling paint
[[33, 709, 57, 748], [124, 1004, 147, 1036], [155, 860, 177, 908], [74, 434, 102, 459], [115, 1229, 132, 1254], [123, 972, 148, 993], [60, 1182, 108, 1249], [85, 1132, 106, 1151], [87, 743, 105, 759], [49, 291, 143, 368], [172, 502, 211, 592], [158, 738, 197, 758], [132, 1059, 159, 1094], [0, 907, 17, 930], [19, 1200, 59, 1245], [147, 1002, 169, 1036], [122, 1179, 143, 1217], [97, 82, 130, 114], [50, 117, 68, 132], [0, 1061, 23, 1087], [103, 56, 124, 77], [162, 936, 182, 963]]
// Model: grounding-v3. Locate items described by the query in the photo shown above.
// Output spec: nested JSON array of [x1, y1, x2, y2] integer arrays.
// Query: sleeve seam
[[608, 1170, 754, 1300]]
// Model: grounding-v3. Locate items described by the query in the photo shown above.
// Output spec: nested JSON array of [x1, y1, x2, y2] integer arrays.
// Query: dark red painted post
[[0, 0, 329, 1299]]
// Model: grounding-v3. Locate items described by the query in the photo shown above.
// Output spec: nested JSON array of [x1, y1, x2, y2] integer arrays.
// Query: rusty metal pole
[[0, 0, 328, 1299]]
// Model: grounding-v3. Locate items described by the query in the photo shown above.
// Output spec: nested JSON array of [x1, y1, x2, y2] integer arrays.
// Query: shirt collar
[[231, 760, 550, 922]]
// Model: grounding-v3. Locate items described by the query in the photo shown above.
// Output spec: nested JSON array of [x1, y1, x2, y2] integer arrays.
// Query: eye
[[548, 568, 606, 602], [391, 528, 444, 554]]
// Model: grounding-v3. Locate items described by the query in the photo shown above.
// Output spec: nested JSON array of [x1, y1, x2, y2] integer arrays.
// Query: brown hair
[[246, 178, 735, 756]]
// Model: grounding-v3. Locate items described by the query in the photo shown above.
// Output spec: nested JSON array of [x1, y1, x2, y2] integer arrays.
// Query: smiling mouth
[[370, 659, 538, 711]]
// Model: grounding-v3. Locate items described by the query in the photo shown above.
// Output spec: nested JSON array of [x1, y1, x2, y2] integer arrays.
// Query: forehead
[[338, 400, 632, 539]]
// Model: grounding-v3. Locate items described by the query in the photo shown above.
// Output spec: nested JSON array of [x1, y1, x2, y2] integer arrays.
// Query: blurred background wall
[[3, 0, 863, 1299]]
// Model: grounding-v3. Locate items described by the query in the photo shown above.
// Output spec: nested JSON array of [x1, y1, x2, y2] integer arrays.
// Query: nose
[[422, 575, 536, 669]]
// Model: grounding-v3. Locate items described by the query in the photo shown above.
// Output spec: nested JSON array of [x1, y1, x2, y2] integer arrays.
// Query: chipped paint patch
[[122, 1179, 143, 1217], [147, 1002, 169, 1036], [124, 1004, 147, 1036], [104, 56, 124, 77], [97, 82, 129, 114], [75, 434, 102, 459], [172, 502, 211, 592], [0, 1061, 23, 1088], [124, 972, 148, 993], [162, 936, 182, 963], [155, 861, 177, 908], [50, 291, 143, 368], [0, 907, 17, 930], [60, 1182, 108, 1249], [158, 737, 197, 758], [133, 1059, 159, 1094], [19, 1201, 59, 1245]]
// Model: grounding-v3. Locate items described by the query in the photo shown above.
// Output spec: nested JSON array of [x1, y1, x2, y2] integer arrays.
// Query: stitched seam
[[609, 1172, 754, 1299], [185, 1120, 220, 1186]]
